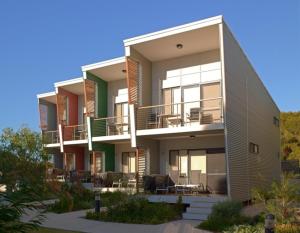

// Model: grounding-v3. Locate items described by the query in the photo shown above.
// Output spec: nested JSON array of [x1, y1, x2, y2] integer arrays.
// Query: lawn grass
[[32, 227, 83, 233]]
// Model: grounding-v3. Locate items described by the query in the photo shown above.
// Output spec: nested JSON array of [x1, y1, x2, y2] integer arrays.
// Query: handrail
[[138, 97, 222, 110], [94, 115, 129, 121], [64, 124, 86, 128], [63, 124, 87, 140]]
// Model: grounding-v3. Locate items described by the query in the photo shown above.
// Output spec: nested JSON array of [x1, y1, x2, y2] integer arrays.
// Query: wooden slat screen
[[84, 79, 96, 117], [126, 58, 139, 105], [39, 104, 48, 130], [56, 94, 65, 125], [136, 148, 145, 191]]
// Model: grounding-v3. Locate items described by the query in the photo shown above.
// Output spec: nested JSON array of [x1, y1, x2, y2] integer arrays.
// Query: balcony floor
[[136, 123, 224, 138]]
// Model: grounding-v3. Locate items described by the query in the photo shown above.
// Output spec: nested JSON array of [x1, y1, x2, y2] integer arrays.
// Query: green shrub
[[86, 197, 184, 224], [100, 191, 129, 207], [276, 224, 300, 233], [48, 191, 74, 213], [223, 224, 264, 233], [48, 182, 94, 213], [198, 200, 251, 232]]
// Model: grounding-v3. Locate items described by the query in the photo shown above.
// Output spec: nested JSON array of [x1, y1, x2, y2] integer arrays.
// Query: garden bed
[[86, 197, 184, 224]]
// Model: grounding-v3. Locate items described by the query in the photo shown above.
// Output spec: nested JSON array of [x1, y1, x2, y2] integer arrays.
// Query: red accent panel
[[57, 88, 78, 125], [64, 146, 85, 171]]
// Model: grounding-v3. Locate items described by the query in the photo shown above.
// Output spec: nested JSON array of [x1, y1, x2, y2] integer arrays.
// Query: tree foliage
[[280, 112, 300, 161], [0, 127, 47, 193]]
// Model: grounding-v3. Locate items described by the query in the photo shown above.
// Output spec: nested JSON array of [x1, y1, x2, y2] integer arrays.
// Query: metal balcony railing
[[137, 97, 223, 130], [64, 124, 87, 141], [42, 130, 59, 144], [93, 116, 129, 137]]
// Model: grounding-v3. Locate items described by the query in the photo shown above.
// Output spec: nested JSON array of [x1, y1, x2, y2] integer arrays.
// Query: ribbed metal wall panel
[[222, 23, 280, 201]]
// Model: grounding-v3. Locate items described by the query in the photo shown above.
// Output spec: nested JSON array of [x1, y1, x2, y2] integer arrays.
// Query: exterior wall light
[[176, 44, 183, 49]]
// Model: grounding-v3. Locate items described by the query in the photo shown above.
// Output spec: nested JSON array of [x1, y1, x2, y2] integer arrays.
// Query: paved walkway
[[22, 209, 209, 233]]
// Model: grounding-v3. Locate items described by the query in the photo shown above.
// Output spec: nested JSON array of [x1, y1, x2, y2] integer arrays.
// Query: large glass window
[[122, 152, 136, 173]]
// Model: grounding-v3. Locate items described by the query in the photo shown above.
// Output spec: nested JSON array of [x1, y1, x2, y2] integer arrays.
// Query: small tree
[[0, 127, 48, 193], [252, 173, 300, 224]]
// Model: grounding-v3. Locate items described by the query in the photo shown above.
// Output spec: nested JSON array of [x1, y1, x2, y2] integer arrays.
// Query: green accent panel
[[86, 72, 107, 117], [93, 142, 115, 171], [87, 72, 108, 137], [92, 118, 106, 137]]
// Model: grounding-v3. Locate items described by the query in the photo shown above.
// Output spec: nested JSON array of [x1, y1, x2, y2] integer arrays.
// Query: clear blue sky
[[0, 0, 299, 131]]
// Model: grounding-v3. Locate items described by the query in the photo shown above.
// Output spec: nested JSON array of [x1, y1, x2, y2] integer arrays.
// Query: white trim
[[92, 134, 131, 142], [136, 123, 224, 137], [87, 117, 93, 151], [129, 104, 136, 147], [123, 15, 223, 46], [37, 91, 56, 99], [81, 56, 125, 72], [58, 124, 64, 153], [63, 139, 88, 145], [44, 143, 60, 148], [54, 77, 84, 88]]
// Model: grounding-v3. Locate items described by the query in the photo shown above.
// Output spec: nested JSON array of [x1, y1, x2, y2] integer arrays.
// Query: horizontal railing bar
[[138, 97, 222, 110], [94, 115, 129, 121], [64, 124, 86, 128]]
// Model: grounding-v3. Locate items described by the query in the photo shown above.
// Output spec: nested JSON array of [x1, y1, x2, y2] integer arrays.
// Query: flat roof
[[37, 91, 56, 99], [81, 56, 125, 72], [54, 77, 83, 88], [123, 15, 223, 46]]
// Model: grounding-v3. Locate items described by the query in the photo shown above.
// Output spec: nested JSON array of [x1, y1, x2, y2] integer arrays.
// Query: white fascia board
[[54, 77, 84, 88], [81, 56, 126, 72], [123, 15, 223, 46], [37, 91, 56, 99]]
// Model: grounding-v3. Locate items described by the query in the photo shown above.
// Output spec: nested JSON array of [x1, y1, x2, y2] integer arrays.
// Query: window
[[249, 142, 259, 154], [62, 96, 69, 125], [273, 117, 280, 127], [122, 152, 136, 173]]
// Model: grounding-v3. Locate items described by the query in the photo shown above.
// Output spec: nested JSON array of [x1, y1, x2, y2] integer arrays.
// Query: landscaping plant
[[86, 197, 184, 224], [251, 173, 300, 224], [198, 200, 251, 232]]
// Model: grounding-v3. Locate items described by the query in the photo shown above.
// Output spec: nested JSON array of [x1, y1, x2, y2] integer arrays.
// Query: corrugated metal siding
[[222, 23, 280, 201]]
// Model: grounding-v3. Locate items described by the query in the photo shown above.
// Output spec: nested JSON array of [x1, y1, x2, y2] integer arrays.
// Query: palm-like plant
[[0, 188, 45, 233], [252, 173, 300, 224]]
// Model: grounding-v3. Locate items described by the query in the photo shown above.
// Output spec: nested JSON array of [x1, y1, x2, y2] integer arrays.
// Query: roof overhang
[[124, 15, 222, 62], [54, 77, 84, 95], [37, 91, 56, 104], [82, 57, 126, 82]]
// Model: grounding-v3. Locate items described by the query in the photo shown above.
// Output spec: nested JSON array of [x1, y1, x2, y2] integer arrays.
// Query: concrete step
[[182, 212, 209, 220], [189, 201, 215, 208], [186, 207, 212, 214]]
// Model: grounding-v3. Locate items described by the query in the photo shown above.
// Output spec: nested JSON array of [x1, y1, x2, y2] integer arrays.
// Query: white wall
[[159, 135, 225, 174], [152, 49, 220, 105], [107, 79, 127, 116]]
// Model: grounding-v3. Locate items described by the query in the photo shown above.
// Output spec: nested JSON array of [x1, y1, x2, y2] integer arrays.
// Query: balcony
[[63, 124, 87, 141], [136, 97, 223, 133], [93, 116, 130, 137], [42, 130, 59, 144]]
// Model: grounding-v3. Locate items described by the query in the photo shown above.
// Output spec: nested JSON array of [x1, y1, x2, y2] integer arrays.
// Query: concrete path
[[22, 209, 210, 233]]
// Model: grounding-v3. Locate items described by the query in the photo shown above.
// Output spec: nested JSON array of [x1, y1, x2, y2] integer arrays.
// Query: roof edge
[[123, 15, 223, 46]]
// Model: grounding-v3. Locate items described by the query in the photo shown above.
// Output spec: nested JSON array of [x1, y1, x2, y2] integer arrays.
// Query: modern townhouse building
[[37, 15, 281, 209]]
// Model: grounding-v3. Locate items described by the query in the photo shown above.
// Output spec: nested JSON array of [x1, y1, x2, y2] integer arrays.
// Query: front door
[[91, 151, 104, 175], [65, 153, 75, 171]]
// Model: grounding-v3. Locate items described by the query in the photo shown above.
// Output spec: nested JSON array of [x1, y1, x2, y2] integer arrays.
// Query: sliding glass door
[[169, 149, 206, 185]]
